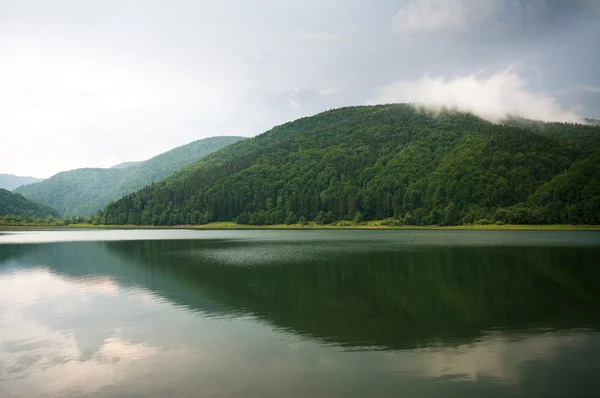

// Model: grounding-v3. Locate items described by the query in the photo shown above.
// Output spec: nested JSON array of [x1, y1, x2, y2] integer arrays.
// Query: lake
[[1, 229, 599, 397]]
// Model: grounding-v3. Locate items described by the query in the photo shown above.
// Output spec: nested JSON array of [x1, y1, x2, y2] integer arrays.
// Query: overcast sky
[[1, 0, 599, 178]]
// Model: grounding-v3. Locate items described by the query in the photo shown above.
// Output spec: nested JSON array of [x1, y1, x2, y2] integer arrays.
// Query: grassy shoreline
[[1, 221, 599, 231]]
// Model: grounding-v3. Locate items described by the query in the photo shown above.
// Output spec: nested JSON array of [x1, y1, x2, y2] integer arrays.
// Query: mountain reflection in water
[[1, 230, 599, 398]]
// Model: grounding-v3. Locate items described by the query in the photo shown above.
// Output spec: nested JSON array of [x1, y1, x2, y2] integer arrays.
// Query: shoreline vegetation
[[1, 221, 599, 231]]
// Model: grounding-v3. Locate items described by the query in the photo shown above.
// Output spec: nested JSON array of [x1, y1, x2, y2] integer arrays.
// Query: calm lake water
[[1, 229, 599, 398]]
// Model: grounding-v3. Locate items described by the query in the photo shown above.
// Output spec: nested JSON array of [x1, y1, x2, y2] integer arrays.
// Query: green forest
[[102, 105, 600, 226], [0, 188, 59, 219], [14, 136, 245, 216]]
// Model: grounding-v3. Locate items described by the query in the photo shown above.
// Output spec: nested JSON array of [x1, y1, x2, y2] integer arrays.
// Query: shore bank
[[2, 222, 599, 231]]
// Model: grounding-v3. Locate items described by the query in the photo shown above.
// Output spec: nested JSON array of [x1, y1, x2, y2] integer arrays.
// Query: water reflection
[[109, 239, 600, 348], [1, 231, 599, 397]]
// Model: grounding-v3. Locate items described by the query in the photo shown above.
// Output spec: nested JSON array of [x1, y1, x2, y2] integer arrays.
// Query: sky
[[1, 0, 599, 178]]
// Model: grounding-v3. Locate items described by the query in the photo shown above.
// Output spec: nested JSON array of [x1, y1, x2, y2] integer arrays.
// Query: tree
[[354, 211, 364, 224], [315, 211, 325, 225], [326, 210, 336, 224], [285, 211, 297, 225]]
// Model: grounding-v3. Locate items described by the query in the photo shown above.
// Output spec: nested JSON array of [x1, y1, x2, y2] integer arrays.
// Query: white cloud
[[370, 70, 583, 123]]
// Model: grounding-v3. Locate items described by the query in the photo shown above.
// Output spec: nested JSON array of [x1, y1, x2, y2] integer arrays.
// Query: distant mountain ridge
[[111, 161, 143, 169], [15, 136, 245, 216], [101, 105, 600, 226], [0, 188, 59, 218], [0, 174, 44, 190]]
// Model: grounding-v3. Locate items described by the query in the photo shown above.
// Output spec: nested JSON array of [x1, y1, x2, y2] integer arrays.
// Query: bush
[[315, 211, 325, 225], [353, 211, 364, 224], [285, 211, 297, 225], [380, 218, 403, 226], [325, 210, 336, 224]]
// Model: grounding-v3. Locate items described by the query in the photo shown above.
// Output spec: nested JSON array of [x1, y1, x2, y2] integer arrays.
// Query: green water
[[1, 229, 599, 397]]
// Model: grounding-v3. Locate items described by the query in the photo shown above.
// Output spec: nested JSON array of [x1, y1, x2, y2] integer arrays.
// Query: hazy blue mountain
[[15, 136, 245, 216], [110, 161, 143, 169], [0, 174, 44, 190]]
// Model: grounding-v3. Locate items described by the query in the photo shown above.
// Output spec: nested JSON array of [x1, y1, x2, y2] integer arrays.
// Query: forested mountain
[[0, 188, 59, 218], [103, 105, 600, 226], [15, 136, 245, 216], [0, 174, 44, 190]]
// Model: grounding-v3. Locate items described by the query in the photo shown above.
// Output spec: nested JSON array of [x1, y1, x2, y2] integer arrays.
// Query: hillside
[[0, 174, 44, 190], [0, 188, 59, 218], [15, 136, 245, 216], [103, 105, 600, 226], [522, 148, 600, 224]]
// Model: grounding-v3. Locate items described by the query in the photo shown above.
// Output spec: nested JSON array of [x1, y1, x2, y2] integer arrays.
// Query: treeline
[[102, 105, 600, 226], [0, 215, 101, 226]]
